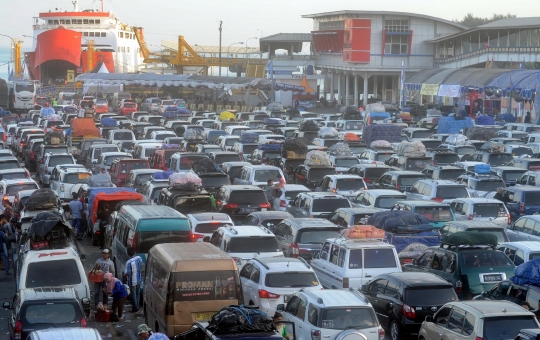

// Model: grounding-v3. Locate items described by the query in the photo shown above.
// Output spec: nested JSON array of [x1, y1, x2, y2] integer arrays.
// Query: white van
[[310, 238, 401, 289]]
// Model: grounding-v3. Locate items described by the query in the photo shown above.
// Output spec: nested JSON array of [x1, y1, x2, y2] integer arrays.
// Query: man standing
[[94, 249, 115, 307], [264, 180, 275, 208], [0, 227, 9, 275], [125, 247, 143, 313], [69, 193, 84, 239]]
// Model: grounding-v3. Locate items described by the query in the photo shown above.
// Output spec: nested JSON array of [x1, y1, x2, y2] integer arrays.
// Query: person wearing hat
[[94, 248, 115, 308], [138, 324, 152, 340]]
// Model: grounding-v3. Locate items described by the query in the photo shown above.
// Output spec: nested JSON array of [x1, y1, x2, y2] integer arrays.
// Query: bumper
[[400, 317, 422, 336]]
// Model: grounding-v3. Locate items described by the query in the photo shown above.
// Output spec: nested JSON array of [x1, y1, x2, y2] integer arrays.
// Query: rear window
[[422, 141, 442, 149], [503, 171, 525, 181], [475, 180, 505, 192], [162, 100, 174, 105], [26, 259, 81, 288], [473, 203, 507, 217], [457, 146, 476, 155], [215, 154, 241, 164], [376, 196, 406, 209], [200, 175, 229, 188], [64, 173, 90, 184], [416, 206, 453, 222], [227, 166, 244, 179], [405, 287, 456, 305], [94, 147, 118, 159], [151, 99, 161, 103], [229, 191, 267, 205], [349, 248, 396, 269], [488, 154, 513, 166], [46, 121, 62, 127], [49, 156, 75, 167], [436, 186, 468, 199], [241, 144, 257, 154], [113, 131, 133, 140], [438, 169, 466, 180], [524, 191, 540, 205], [297, 228, 340, 244], [1, 172, 27, 180], [320, 308, 377, 330], [312, 198, 350, 212], [265, 272, 319, 288], [309, 168, 337, 182], [483, 316, 538, 340], [0, 160, 20, 170], [7, 183, 38, 195], [138, 230, 190, 253], [411, 131, 433, 139], [126, 161, 150, 171], [228, 236, 280, 253], [179, 156, 208, 170], [22, 302, 80, 324], [105, 155, 130, 165], [462, 250, 513, 267], [511, 147, 533, 157], [433, 153, 459, 164], [335, 158, 359, 167], [399, 175, 425, 186], [172, 271, 240, 301], [405, 159, 431, 171], [375, 153, 394, 162], [254, 169, 281, 182], [194, 222, 232, 234], [336, 178, 365, 191]]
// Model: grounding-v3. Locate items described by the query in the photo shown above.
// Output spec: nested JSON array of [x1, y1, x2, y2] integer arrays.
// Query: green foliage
[[453, 13, 516, 28]]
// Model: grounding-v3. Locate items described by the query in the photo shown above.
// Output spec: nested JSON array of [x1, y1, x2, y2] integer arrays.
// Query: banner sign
[[438, 84, 460, 97], [420, 84, 440, 95]]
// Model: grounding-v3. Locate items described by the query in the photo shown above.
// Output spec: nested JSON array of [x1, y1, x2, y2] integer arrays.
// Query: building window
[[83, 32, 89, 37], [53, 20, 59, 25], [60, 20, 65, 24], [385, 19, 409, 32], [119, 32, 124, 38], [83, 19, 89, 24], [89, 32, 94, 37], [48, 20, 53, 25], [89, 19, 94, 25], [95, 20, 100, 24], [101, 32, 106, 37], [76, 19, 82, 24], [384, 35, 408, 54], [319, 20, 344, 31]]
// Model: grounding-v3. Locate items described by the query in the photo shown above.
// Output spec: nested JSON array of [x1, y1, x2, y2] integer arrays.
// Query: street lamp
[[0, 34, 16, 78], [227, 42, 243, 76], [257, 29, 263, 39], [194, 44, 206, 57]]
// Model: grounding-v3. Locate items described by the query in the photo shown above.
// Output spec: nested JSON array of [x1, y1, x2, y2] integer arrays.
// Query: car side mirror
[[404, 187, 411, 192], [203, 236, 210, 243], [276, 304, 285, 311], [425, 315, 433, 322], [412, 259, 417, 265], [2, 301, 11, 309], [360, 284, 367, 292], [80, 253, 86, 261], [386, 302, 394, 310]]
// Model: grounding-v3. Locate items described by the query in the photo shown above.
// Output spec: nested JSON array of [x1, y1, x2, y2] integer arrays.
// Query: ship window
[[65, 19, 71, 24], [48, 20, 53, 24], [83, 32, 89, 37], [83, 19, 89, 24], [127, 47, 130, 53], [89, 32, 94, 37], [95, 20, 100, 24], [89, 20, 94, 24], [60, 20, 65, 24], [76, 19, 82, 24], [53, 20, 59, 25], [101, 32, 106, 37], [119, 32, 124, 38]]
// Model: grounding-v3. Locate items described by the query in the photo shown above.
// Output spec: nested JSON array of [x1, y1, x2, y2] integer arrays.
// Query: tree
[[453, 13, 516, 28]]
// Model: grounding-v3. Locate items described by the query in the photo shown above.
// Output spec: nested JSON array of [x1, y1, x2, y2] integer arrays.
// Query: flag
[[399, 60, 406, 108], [520, 60, 525, 69], [7, 63, 12, 81]]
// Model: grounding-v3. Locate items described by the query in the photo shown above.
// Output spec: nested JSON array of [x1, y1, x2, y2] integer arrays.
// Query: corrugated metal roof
[[478, 17, 540, 29], [260, 33, 312, 42], [404, 68, 448, 85], [424, 68, 459, 84]]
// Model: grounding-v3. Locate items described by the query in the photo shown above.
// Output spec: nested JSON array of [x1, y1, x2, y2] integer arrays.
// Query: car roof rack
[[439, 242, 496, 250]]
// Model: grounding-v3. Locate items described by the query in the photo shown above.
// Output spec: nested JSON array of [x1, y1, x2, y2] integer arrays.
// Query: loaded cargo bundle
[[282, 137, 308, 154], [240, 132, 259, 143], [28, 219, 73, 250], [395, 140, 426, 157], [474, 164, 490, 174], [219, 111, 236, 121], [465, 126, 498, 140], [40, 107, 55, 116], [304, 150, 331, 166], [25, 189, 59, 211], [437, 116, 474, 134], [362, 124, 402, 146], [445, 134, 469, 146], [192, 158, 218, 174], [510, 258, 540, 286], [365, 103, 386, 113], [480, 142, 505, 153], [207, 305, 275, 335], [366, 211, 430, 232], [48, 114, 62, 121], [318, 127, 339, 138], [169, 171, 202, 189], [370, 140, 393, 150], [441, 231, 498, 247], [298, 119, 319, 132], [344, 132, 360, 141], [263, 118, 281, 125], [71, 118, 101, 137], [100, 118, 117, 127], [44, 131, 65, 145], [267, 102, 285, 112], [340, 225, 385, 239], [151, 171, 174, 180], [286, 108, 301, 116], [183, 128, 205, 140], [328, 142, 351, 155], [343, 105, 362, 120], [476, 114, 495, 126], [258, 140, 283, 151]]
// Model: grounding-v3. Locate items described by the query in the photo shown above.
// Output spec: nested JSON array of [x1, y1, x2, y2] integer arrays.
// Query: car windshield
[[113, 132, 133, 140], [503, 171, 525, 181], [135, 174, 153, 185], [462, 250, 513, 267], [228, 236, 280, 253], [297, 228, 340, 244], [310, 168, 337, 182], [376, 153, 394, 162], [399, 175, 425, 186], [377, 196, 406, 209], [416, 206, 453, 222], [105, 155, 130, 165], [312, 199, 350, 212], [320, 307, 378, 330], [435, 186, 468, 199], [7, 183, 38, 195], [254, 169, 281, 182], [94, 147, 118, 159], [336, 178, 365, 191], [483, 316, 538, 340], [439, 169, 466, 180], [26, 259, 81, 288], [224, 138, 239, 146], [142, 148, 158, 157], [64, 173, 90, 184], [22, 302, 79, 324], [265, 272, 319, 288], [525, 191, 540, 205], [45, 147, 69, 154], [0, 172, 26, 180], [335, 158, 359, 167], [138, 230, 191, 253], [284, 190, 307, 200], [194, 222, 232, 234], [0, 160, 20, 170], [476, 180, 505, 192], [457, 146, 476, 155], [405, 287, 456, 305], [473, 203, 507, 217], [16, 83, 34, 92], [215, 154, 241, 164], [229, 191, 267, 205], [200, 175, 229, 188]]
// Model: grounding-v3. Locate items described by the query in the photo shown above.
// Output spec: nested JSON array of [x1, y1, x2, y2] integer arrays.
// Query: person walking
[[525, 111, 532, 123], [124, 247, 143, 313], [94, 249, 115, 308], [103, 272, 128, 320], [0, 227, 9, 275], [69, 192, 84, 239]]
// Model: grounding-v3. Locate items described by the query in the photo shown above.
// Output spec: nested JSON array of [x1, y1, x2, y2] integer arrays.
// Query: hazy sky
[[0, 0, 537, 51]]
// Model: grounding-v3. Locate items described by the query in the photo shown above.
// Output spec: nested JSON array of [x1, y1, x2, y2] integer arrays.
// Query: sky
[[0, 0, 537, 52]]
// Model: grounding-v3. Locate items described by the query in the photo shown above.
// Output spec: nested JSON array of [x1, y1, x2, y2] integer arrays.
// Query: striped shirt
[[125, 255, 143, 286]]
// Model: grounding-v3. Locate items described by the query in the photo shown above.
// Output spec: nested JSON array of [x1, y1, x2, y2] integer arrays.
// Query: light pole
[[244, 37, 258, 76], [194, 45, 208, 75], [0, 34, 16, 79], [227, 42, 243, 76]]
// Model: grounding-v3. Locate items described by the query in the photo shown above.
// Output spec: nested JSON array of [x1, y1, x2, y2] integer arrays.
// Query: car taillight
[[190, 232, 204, 242], [343, 277, 349, 288], [468, 214, 473, 220], [280, 200, 287, 207], [19, 142, 23, 146], [402, 303, 416, 319], [311, 330, 321, 340], [259, 202, 271, 209], [224, 203, 238, 209], [364, 178, 372, 183], [14, 320, 22, 340], [80, 317, 87, 327], [508, 213, 511, 224], [25, 171, 30, 178], [30, 151, 35, 158], [3, 195, 7, 201], [456, 279, 463, 293], [132, 232, 138, 250], [431, 197, 444, 202], [379, 328, 385, 340], [395, 184, 400, 190], [258, 289, 280, 299], [476, 337, 483, 340], [433, 160, 437, 165]]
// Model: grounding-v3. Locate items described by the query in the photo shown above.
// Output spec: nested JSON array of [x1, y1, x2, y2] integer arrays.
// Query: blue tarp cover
[[367, 211, 430, 232], [510, 258, 540, 286], [385, 231, 441, 253]]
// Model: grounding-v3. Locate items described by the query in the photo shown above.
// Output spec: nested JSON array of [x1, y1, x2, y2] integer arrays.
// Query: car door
[[364, 278, 389, 327], [310, 241, 333, 288], [441, 306, 469, 340], [281, 296, 302, 338], [239, 263, 255, 305], [421, 306, 453, 340]]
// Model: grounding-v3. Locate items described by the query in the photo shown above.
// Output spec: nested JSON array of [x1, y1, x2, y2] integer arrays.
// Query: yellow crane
[[12, 39, 23, 79]]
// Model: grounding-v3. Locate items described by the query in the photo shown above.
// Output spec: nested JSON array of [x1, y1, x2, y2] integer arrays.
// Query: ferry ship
[[26, 0, 143, 82]]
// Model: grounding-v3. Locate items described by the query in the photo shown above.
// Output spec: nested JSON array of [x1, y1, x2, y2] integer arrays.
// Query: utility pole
[[218, 21, 223, 77]]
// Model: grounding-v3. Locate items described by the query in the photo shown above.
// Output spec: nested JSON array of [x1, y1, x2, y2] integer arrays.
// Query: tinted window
[[22, 302, 79, 324], [416, 206, 453, 222], [399, 175, 425, 186], [335, 158, 359, 167], [525, 191, 540, 205], [405, 159, 431, 171], [105, 155, 130, 165], [483, 316, 538, 340], [215, 154, 242, 164], [320, 308, 377, 330], [375, 153, 394, 162], [376, 196, 406, 209], [473, 203, 506, 217], [0, 172, 26, 180], [436, 186, 467, 199], [488, 154, 513, 166], [404, 287, 457, 305], [476, 180, 505, 192], [309, 168, 337, 181], [439, 169, 466, 180], [297, 228, 340, 244], [457, 146, 476, 155], [7, 183, 38, 195], [178, 156, 208, 170], [138, 230, 190, 253], [504, 171, 525, 181], [462, 250, 513, 267], [93, 147, 118, 159], [26, 259, 81, 287], [228, 237, 280, 253], [229, 191, 267, 204], [127, 161, 149, 171], [284, 190, 307, 200], [433, 154, 459, 164], [64, 173, 90, 184], [265, 272, 319, 288], [194, 222, 231, 234], [312, 199, 350, 212], [364, 167, 390, 179], [113, 132, 133, 140], [0, 160, 20, 170], [49, 156, 74, 167], [364, 248, 396, 268], [172, 271, 240, 301], [336, 178, 365, 191]]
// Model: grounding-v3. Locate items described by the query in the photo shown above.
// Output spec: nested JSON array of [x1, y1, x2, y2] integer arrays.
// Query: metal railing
[[436, 46, 540, 64]]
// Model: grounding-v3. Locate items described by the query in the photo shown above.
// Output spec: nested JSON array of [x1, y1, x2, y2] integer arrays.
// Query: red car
[[119, 102, 138, 115], [109, 159, 150, 187], [94, 99, 109, 114]]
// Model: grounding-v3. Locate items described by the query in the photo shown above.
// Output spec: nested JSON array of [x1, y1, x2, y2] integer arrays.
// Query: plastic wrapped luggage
[[169, 171, 202, 189], [48, 114, 62, 121], [366, 103, 386, 113], [207, 305, 275, 335], [240, 132, 259, 143], [344, 132, 360, 141], [328, 142, 351, 155], [101, 118, 117, 127], [437, 116, 474, 134], [318, 127, 339, 138], [44, 131, 65, 145], [445, 134, 469, 146], [258, 141, 282, 151], [298, 120, 320, 132], [362, 124, 402, 146], [282, 137, 308, 154], [183, 128, 205, 140], [263, 118, 280, 125], [474, 164, 490, 174], [151, 171, 174, 180], [267, 102, 284, 112], [370, 140, 392, 150], [510, 258, 540, 286], [26, 189, 59, 211], [304, 150, 331, 166], [87, 174, 115, 187], [465, 126, 498, 140], [40, 107, 55, 116], [395, 141, 426, 157], [163, 111, 178, 119], [340, 225, 385, 239]]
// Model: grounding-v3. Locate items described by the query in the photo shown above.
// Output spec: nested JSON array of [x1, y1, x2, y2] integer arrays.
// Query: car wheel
[[390, 320, 401, 340]]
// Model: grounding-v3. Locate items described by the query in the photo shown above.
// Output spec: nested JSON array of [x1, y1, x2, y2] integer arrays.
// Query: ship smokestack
[[71, 0, 79, 11]]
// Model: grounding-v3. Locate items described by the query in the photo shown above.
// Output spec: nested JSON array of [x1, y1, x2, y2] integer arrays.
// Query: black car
[[360, 272, 457, 340], [214, 185, 271, 222], [348, 164, 391, 188], [373, 170, 425, 192], [293, 164, 336, 189], [242, 211, 293, 230]]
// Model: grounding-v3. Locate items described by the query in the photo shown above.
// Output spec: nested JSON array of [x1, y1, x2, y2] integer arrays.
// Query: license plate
[[78, 173, 90, 179], [284, 295, 292, 303], [240, 208, 257, 213], [483, 274, 502, 282], [194, 312, 214, 321]]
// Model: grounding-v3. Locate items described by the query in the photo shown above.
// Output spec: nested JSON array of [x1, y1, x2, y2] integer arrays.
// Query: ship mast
[[71, 0, 78, 11], [101, 0, 104, 12]]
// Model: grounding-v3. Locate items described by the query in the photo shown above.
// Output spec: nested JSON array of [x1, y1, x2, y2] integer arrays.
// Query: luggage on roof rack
[[340, 225, 385, 239], [206, 305, 275, 335], [370, 140, 393, 150], [240, 132, 259, 143], [258, 141, 282, 151], [304, 150, 331, 166], [440, 231, 498, 248], [328, 142, 351, 155], [151, 171, 174, 180]]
